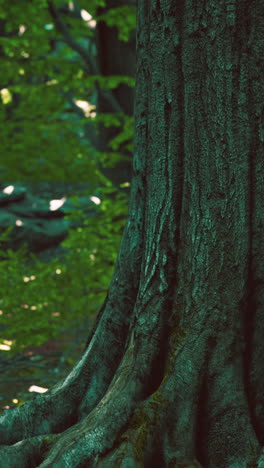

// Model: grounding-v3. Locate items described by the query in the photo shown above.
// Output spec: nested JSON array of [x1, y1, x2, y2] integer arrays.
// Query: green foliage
[[0, 0, 134, 352], [0, 183, 128, 353], [98, 5, 136, 42], [85, 75, 135, 90], [0, 0, 135, 184], [108, 115, 134, 152]]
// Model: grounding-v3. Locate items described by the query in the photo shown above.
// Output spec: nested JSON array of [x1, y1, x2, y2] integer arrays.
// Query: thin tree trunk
[[95, 0, 136, 187]]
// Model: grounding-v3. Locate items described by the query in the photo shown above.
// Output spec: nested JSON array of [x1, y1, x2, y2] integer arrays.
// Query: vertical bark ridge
[[174, 0, 251, 326], [246, 0, 264, 442], [134, 0, 185, 326]]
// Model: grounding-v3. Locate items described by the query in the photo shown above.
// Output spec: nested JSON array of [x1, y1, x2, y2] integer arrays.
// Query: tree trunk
[[0, 0, 263, 466], [95, 0, 136, 187]]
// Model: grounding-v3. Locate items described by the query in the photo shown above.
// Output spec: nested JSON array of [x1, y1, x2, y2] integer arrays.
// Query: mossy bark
[[0, 0, 263, 466]]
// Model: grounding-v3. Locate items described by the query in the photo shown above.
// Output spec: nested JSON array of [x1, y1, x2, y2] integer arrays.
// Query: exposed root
[[0, 280, 135, 445], [94, 396, 163, 467], [24, 329, 158, 466], [0, 434, 60, 468], [0, 336, 111, 446], [0, 304, 262, 467], [0, 389, 78, 447]]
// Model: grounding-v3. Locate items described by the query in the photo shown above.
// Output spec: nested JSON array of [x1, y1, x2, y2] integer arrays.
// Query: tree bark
[[0, 0, 263, 466]]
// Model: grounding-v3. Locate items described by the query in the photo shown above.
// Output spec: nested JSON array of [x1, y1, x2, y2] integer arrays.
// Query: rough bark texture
[[0, 0, 263, 466]]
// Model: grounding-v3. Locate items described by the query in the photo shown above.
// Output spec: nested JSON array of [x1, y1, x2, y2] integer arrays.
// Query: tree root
[[0, 310, 262, 467], [0, 434, 60, 468], [0, 303, 130, 447]]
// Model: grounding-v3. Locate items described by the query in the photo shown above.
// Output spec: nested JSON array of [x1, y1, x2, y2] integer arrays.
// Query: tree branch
[[47, 0, 97, 74], [47, 0, 125, 114]]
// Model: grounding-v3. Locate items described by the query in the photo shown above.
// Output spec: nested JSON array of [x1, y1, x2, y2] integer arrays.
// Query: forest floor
[[0, 327, 87, 412]]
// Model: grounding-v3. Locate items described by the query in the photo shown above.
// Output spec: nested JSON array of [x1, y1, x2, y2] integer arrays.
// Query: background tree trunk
[[0, 0, 263, 466], [95, 0, 136, 187]]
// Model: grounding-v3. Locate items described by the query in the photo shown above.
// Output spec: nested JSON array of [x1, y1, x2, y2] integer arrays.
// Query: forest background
[[0, 0, 135, 409]]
